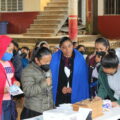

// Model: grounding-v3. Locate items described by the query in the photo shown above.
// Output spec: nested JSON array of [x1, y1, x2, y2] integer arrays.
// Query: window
[[0, 0, 23, 12], [104, 0, 120, 14]]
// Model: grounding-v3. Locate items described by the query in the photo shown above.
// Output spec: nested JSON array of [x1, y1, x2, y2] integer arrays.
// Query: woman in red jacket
[[0, 35, 20, 120]]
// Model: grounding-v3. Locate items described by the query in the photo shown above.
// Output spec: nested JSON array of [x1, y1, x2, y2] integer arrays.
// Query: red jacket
[[0, 35, 16, 119]]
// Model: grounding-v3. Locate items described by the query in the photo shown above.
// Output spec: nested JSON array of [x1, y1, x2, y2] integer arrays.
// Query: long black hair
[[59, 37, 72, 47], [95, 37, 110, 49], [101, 50, 119, 68], [76, 45, 86, 50], [32, 47, 52, 62]]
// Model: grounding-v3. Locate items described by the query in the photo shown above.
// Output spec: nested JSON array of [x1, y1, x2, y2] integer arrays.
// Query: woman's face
[[22, 49, 30, 58], [60, 41, 73, 57], [6, 43, 14, 54], [95, 43, 108, 52], [103, 67, 118, 75], [78, 47, 85, 53], [36, 54, 52, 66]]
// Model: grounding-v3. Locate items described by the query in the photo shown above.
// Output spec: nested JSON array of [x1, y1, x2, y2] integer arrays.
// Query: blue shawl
[[50, 49, 89, 104]]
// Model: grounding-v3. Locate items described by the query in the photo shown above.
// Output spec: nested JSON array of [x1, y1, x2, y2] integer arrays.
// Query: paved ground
[[7, 34, 120, 48]]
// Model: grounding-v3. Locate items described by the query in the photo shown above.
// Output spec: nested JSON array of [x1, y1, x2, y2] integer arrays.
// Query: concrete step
[[24, 0, 68, 37], [38, 13, 66, 17], [45, 5, 68, 8], [27, 29, 55, 33], [28, 28, 55, 30], [47, 4, 68, 7], [34, 19, 61, 24], [37, 15, 65, 19], [47, 2, 68, 7], [51, 0, 68, 3], [41, 10, 68, 15], [30, 24, 58, 29], [51, 0, 68, 2], [45, 7, 68, 11], [30, 22, 59, 25], [24, 33, 53, 37]]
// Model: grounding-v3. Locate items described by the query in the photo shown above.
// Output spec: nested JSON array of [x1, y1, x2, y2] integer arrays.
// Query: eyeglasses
[[106, 70, 117, 76]]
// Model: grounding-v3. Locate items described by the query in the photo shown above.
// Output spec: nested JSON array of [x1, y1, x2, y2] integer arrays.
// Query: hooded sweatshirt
[[0, 35, 16, 119]]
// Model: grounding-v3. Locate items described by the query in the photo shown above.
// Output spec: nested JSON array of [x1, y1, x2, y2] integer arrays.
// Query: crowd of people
[[0, 35, 120, 120]]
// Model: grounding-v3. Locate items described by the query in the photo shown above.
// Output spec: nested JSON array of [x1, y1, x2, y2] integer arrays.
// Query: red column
[[68, 0, 78, 42], [86, 0, 93, 34], [86, 0, 92, 24]]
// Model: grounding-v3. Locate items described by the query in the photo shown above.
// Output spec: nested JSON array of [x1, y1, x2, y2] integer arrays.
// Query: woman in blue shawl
[[50, 37, 89, 106]]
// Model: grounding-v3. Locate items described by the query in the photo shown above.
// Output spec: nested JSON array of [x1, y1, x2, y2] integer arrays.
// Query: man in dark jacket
[[11, 41, 23, 81]]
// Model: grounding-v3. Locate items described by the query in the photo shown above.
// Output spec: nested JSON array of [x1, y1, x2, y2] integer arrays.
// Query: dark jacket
[[21, 58, 29, 68], [21, 62, 54, 113], [12, 54, 23, 81]]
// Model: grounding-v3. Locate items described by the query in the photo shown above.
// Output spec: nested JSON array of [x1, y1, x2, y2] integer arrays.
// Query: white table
[[94, 107, 120, 120], [23, 107, 120, 120]]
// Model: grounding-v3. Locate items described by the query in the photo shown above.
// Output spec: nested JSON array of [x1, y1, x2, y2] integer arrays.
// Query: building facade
[[0, 0, 50, 34], [0, 0, 120, 39], [98, 0, 120, 39]]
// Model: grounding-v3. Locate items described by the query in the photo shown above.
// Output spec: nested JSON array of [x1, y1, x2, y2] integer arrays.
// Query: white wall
[[81, 0, 86, 25], [68, 0, 78, 15], [98, 0, 104, 16], [40, 0, 51, 11], [23, 0, 51, 12], [23, 0, 40, 12]]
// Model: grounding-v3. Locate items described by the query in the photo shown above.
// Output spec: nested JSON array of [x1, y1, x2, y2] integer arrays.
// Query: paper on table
[[8, 85, 24, 96], [22, 115, 43, 120], [43, 104, 92, 120], [77, 108, 92, 120]]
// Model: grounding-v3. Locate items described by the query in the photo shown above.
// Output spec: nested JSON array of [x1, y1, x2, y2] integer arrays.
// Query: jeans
[[2, 100, 17, 120]]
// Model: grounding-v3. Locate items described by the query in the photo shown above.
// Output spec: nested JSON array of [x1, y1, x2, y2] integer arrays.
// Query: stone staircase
[[24, 0, 68, 37]]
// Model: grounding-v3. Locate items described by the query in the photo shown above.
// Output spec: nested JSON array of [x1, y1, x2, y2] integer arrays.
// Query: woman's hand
[[95, 55, 102, 63], [112, 102, 120, 107], [14, 81, 20, 87], [94, 96, 102, 100], [62, 87, 67, 94], [62, 87, 72, 94], [67, 87, 72, 93], [46, 78, 51, 86]]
